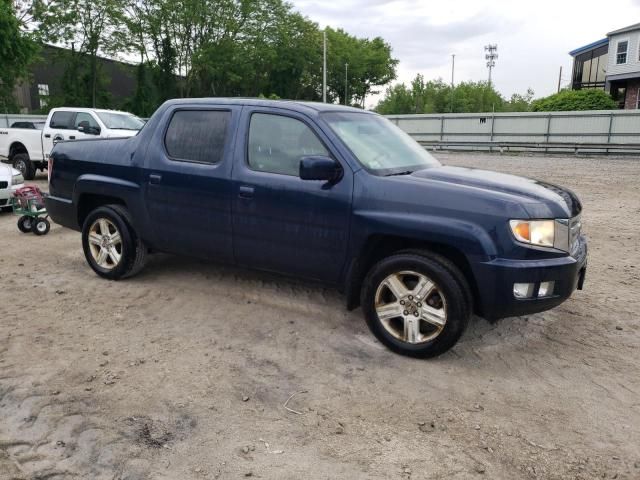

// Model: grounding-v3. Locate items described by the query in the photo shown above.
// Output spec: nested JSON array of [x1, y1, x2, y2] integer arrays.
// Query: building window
[[37, 84, 49, 109], [572, 45, 608, 89], [616, 41, 628, 64]]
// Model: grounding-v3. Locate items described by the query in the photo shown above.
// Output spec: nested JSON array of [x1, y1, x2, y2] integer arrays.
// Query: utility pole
[[323, 30, 327, 103], [451, 54, 455, 87], [484, 44, 498, 87], [557, 66, 563, 93], [450, 54, 455, 113], [344, 63, 349, 106]]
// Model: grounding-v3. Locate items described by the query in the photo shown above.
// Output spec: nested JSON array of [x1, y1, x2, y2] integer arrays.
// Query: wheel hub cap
[[88, 218, 123, 270], [374, 270, 447, 344]]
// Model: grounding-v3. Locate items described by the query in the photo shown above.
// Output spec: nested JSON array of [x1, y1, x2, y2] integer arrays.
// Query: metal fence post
[[607, 112, 614, 154], [544, 114, 552, 154], [489, 114, 495, 153]]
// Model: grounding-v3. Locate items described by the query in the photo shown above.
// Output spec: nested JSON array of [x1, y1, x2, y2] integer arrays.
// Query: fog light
[[513, 283, 535, 299], [538, 281, 555, 298]]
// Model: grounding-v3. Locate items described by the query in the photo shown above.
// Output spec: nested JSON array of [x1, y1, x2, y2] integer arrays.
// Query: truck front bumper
[[473, 235, 588, 321]]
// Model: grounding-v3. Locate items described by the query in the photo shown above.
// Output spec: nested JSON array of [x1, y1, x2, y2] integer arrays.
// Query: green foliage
[[530, 89, 617, 111], [503, 88, 535, 112], [25, 0, 398, 116], [0, 0, 38, 113], [325, 27, 398, 107], [375, 74, 535, 114], [33, 0, 126, 108]]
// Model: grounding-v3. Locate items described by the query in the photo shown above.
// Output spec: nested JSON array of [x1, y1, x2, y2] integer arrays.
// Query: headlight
[[12, 173, 24, 185], [509, 220, 555, 248]]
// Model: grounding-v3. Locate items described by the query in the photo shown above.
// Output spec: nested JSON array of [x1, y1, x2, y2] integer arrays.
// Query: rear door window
[[164, 110, 230, 164], [49, 111, 75, 130]]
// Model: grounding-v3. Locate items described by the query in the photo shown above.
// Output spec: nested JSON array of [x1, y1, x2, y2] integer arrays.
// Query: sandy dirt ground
[[0, 152, 639, 480]]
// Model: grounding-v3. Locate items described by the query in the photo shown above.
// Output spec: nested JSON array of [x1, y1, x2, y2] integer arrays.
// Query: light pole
[[323, 30, 327, 103], [484, 44, 498, 87], [344, 63, 349, 106], [450, 54, 455, 113]]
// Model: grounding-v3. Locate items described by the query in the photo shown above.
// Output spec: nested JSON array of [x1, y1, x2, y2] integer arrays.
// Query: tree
[[0, 0, 38, 113], [375, 74, 535, 114], [531, 89, 617, 111], [325, 27, 398, 107], [33, 0, 127, 107], [503, 88, 535, 112]]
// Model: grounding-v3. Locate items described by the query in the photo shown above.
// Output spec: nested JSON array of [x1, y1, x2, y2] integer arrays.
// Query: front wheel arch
[[346, 236, 479, 314]]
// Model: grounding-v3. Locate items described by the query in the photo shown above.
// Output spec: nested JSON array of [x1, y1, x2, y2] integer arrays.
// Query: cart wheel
[[33, 218, 50, 236], [17, 216, 33, 233]]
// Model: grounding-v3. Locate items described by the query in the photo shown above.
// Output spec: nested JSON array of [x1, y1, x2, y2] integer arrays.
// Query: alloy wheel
[[374, 270, 447, 344], [87, 218, 123, 270]]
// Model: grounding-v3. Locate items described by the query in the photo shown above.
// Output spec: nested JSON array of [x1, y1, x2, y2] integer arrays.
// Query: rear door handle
[[149, 173, 162, 185], [69, 135, 76, 140], [44, 134, 51, 138], [239, 185, 255, 198]]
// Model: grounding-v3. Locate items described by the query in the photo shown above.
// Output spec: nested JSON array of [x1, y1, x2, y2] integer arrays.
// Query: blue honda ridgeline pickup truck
[[46, 99, 587, 358]]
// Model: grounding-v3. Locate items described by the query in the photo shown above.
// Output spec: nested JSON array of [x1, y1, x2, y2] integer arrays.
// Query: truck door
[[231, 108, 353, 284], [42, 110, 75, 155], [142, 106, 239, 262]]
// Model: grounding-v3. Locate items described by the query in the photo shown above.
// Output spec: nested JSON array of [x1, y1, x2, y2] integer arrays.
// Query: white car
[[0, 163, 24, 210], [0, 107, 144, 180]]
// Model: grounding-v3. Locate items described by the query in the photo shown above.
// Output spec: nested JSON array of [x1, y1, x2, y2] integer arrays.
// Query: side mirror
[[78, 125, 100, 135], [299, 156, 342, 183]]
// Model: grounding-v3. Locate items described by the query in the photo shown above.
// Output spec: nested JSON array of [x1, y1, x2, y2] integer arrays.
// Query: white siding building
[[570, 22, 640, 109]]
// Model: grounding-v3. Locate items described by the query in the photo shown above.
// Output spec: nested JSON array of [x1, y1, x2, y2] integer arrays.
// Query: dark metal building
[[13, 45, 138, 113]]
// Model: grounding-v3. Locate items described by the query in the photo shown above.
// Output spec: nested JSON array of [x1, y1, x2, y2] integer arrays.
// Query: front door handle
[[149, 173, 162, 185], [69, 135, 76, 140], [44, 134, 51, 138], [239, 185, 255, 198]]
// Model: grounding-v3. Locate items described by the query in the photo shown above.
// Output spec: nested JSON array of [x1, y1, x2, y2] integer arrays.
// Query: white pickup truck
[[0, 107, 144, 179]]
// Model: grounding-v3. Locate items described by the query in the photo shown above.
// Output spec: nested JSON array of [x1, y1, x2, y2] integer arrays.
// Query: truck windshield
[[323, 112, 440, 175], [96, 112, 145, 131]]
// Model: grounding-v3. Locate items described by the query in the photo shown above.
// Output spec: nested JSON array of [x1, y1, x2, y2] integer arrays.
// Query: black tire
[[17, 215, 33, 233], [12, 153, 35, 180], [81, 205, 147, 280], [32, 217, 50, 235], [108, 204, 148, 278], [361, 251, 472, 358]]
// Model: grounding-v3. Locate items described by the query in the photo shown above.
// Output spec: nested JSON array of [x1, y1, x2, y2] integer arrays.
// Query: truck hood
[[0, 163, 20, 180], [409, 166, 582, 218]]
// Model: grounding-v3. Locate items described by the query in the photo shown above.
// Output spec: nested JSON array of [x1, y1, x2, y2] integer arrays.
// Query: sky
[[291, 0, 640, 107]]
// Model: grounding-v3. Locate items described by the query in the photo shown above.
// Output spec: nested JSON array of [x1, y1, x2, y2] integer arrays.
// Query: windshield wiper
[[385, 170, 414, 177]]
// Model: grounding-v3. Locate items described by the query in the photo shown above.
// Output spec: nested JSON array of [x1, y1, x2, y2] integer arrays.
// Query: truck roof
[[50, 107, 137, 115], [161, 98, 371, 115]]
